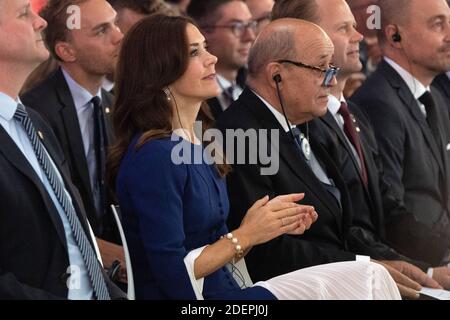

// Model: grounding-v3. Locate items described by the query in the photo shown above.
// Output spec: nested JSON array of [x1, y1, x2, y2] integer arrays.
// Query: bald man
[[216, 19, 419, 294], [271, 0, 446, 296], [352, 0, 450, 285]]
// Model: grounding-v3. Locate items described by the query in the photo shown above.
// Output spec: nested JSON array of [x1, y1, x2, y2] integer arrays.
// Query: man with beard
[[352, 0, 450, 281], [21, 0, 125, 280]]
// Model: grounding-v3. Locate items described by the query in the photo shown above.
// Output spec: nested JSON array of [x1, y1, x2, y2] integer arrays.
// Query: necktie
[[91, 97, 107, 220], [291, 127, 341, 206], [222, 86, 235, 108], [419, 91, 442, 149], [338, 102, 368, 187], [291, 126, 310, 163], [14, 104, 110, 300]]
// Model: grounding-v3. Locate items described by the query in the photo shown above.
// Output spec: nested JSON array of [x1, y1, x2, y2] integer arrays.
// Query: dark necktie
[[419, 91, 442, 149], [222, 86, 235, 109], [14, 104, 110, 300], [91, 97, 107, 220], [338, 102, 368, 187]]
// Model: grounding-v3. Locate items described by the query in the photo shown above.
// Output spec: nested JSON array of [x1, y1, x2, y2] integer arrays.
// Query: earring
[[163, 87, 171, 101]]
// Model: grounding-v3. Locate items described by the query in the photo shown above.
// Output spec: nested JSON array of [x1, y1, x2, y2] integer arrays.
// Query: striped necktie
[[14, 104, 110, 300]]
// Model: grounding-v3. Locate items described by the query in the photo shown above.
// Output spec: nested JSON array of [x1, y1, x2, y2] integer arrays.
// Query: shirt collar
[[251, 89, 294, 133], [384, 56, 430, 99], [217, 74, 236, 92], [327, 94, 346, 117], [0, 92, 19, 121], [61, 68, 102, 110]]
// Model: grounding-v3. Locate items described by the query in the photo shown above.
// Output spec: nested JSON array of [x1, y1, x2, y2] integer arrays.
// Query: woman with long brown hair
[[109, 14, 400, 300]]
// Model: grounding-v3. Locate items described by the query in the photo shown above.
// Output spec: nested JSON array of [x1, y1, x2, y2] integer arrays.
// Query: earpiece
[[392, 31, 401, 42], [273, 74, 282, 83]]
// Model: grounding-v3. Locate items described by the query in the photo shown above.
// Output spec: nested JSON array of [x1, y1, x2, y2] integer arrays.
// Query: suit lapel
[[320, 111, 368, 186], [240, 89, 343, 220], [0, 125, 68, 249], [206, 97, 223, 120], [380, 61, 445, 174], [54, 69, 94, 199]]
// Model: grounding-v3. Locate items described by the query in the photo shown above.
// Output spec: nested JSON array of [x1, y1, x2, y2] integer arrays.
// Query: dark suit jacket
[[352, 60, 450, 265], [216, 88, 356, 282], [311, 104, 429, 269], [432, 73, 450, 118], [0, 107, 124, 299], [206, 68, 248, 121], [21, 68, 116, 240]]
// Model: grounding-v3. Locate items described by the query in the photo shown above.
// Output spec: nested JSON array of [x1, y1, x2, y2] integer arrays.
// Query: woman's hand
[[237, 193, 317, 248]]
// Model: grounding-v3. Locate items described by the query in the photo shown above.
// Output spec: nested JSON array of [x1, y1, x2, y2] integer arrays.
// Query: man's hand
[[381, 260, 442, 289], [431, 267, 450, 289], [96, 238, 127, 283], [372, 260, 422, 299]]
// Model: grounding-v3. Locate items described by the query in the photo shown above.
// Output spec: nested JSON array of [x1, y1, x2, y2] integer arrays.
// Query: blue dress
[[116, 134, 276, 300]]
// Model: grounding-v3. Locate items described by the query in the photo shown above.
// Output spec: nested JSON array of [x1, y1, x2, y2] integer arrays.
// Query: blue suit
[[116, 135, 275, 300]]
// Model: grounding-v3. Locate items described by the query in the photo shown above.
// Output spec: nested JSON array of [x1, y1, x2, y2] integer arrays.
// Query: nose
[[352, 28, 364, 43], [32, 10, 47, 32], [329, 74, 338, 87], [242, 25, 256, 43], [205, 51, 218, 66], [112, 25, 124, 45]]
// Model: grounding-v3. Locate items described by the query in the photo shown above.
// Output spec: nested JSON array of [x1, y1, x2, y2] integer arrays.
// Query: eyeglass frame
[[275, 59, 340, 86], [201, 20, 258, 38]]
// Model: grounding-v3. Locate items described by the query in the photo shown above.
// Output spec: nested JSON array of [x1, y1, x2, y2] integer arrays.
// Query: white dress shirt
[[0, 92, 93, 299], [384, 57, 431, 116], [216, 74, 244, 111]]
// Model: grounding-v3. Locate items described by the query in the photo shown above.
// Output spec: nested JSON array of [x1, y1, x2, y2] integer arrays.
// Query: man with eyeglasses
[[244, 0, 274, 36], [272, 0, 446, 297], [187, 0, 256, 120], [215, 19, 419, 294]]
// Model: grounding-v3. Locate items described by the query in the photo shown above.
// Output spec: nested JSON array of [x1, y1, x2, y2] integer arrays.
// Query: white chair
[[110, 205, 135, 300]]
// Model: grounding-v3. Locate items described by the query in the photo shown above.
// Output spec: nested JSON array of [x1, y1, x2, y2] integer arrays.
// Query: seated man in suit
[[272, 0, 444, 289], [216, 17, 425, 298], [432, 72, 450, 117], [352, 0, 450, 286], [187, 0, 255, 119], [21, 0, 126, 280], [0, 0, 124, 299]]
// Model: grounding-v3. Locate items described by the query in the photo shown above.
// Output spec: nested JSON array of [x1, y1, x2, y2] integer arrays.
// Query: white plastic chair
[[110, 205, 135, 300]]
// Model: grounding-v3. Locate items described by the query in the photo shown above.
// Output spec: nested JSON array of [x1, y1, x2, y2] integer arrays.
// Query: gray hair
[[248, 29, 296, 78]]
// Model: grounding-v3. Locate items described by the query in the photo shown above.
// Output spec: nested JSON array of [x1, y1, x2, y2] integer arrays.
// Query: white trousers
[[255, 261, 401, 300]]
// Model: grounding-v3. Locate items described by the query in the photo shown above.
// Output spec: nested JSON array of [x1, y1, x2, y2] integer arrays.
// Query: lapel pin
[[105, 107, 110, 114], [356, 127, 361, 133], [37, 131, 44, 140]]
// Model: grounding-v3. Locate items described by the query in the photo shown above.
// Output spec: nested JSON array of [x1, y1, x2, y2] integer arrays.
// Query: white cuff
[[427, 267, 434, 278], [183, 246, 208, 300], [355, 255, 371, 262]]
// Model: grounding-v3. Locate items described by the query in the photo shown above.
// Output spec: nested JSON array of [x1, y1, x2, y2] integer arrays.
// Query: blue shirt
[[61, 68, 102, 214], [0, 92, 93, 299]]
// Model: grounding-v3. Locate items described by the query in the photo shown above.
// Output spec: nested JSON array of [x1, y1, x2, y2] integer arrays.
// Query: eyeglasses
[[276, 59, 340, 86], [202, 20, 258, 38]]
